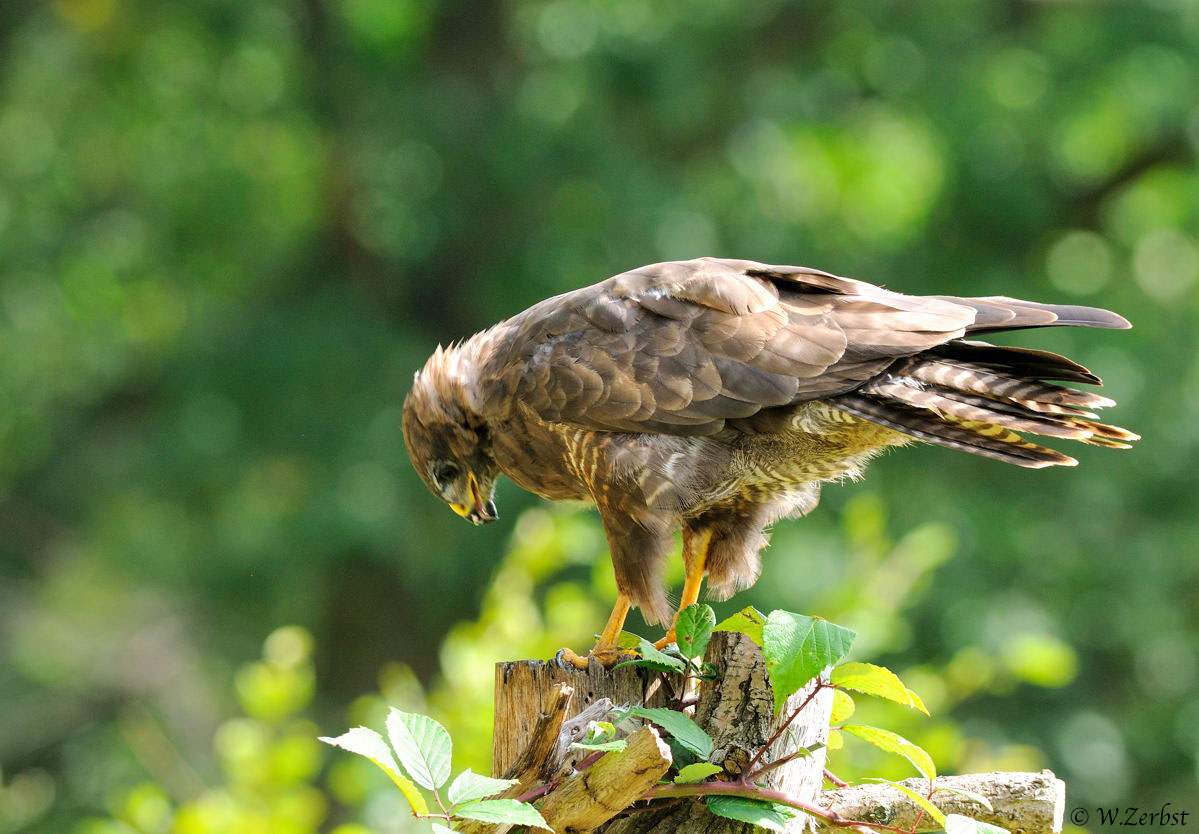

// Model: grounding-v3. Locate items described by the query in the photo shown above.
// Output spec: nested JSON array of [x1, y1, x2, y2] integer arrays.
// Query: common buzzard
[[402, 258, 1136, 666]]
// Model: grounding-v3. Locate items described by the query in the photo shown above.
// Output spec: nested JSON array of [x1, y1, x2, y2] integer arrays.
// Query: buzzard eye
[[432, 462, 460, 486]]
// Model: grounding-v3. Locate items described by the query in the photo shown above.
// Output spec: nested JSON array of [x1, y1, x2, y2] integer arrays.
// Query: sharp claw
[[555, 646, 638, 670], [556, 647, 591, 670]]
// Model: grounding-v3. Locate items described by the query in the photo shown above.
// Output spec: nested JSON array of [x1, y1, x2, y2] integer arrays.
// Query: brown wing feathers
[[485, 258, 1134, 465]]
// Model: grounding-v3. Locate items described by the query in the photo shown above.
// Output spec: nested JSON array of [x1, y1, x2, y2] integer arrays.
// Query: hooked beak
[[450, 473, 498, 526]]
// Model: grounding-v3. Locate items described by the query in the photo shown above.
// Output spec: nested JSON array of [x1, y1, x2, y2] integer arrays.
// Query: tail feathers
[[936, 296, 1133, 333], [976, 297, 1132, 330], [860, 379, 1139, 445], [1081, 435, 1135, 449], [906, 358, 1114, 409], [862, 380, 1093, 440], [929, 340, 1101, 385], [833, 393, 1076, 468]]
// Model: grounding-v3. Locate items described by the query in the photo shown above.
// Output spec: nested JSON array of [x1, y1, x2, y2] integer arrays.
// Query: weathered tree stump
[[493, 632, 833, 833]]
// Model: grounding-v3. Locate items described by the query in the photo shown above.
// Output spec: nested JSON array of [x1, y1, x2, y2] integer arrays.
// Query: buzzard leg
[[654, 529, 711, 650], [558, 593, 633, 670]]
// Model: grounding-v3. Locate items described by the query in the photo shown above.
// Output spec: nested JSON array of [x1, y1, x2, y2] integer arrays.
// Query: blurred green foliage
[[1, 0, 1197, 831]]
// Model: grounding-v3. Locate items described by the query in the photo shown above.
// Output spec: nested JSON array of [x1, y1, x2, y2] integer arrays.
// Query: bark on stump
[[493, 632, 833, 833]]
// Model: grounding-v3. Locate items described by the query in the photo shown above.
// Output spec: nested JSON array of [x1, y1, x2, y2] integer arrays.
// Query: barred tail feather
[[833, 393, 1076, 468], [834, 341, 1138, 468]]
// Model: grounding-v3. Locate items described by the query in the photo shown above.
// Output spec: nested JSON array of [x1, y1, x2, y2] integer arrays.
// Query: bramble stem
[[574, 750, 606, 772], [749, 749, 807, 779], [514, 781, 556, 803], [824, 767, 850, 788], [645, 781, 907, 833]]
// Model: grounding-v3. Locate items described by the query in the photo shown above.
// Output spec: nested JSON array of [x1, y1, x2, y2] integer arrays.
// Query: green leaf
[[629, 707, 713, 760], [830, 689, 856, 723], [446, 769, 517, 805], [386, 709, 453, 790], [841, 725, 936, 780], [675, 604, 716, 660], [826, 728, 843, 750], [713, 606, 766, 646], [318, 726, 429, 815], [830, 662, 929, 715], [590, 721, 616, 739], [935, 786, 994, 813], [762, 612, 856, 712], [867, 779, 945, 826], [665, 735, 698, 769], [454, 799, 552, 830], [614, 639, 687, 674], [944, 814, 1009, 834], [616, 630, 643, 650], [571, 739, 628, 752], [705, 796, 795, 831], [674, 762, 723, 783], [431, 825, 457, 834]]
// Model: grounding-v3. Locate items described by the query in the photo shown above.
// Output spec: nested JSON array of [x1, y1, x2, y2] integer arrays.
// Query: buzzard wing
[[480, 258, 980, 435]]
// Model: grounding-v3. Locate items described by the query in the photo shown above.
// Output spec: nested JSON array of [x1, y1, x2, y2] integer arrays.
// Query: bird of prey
[[402, 258, 1137, 666]]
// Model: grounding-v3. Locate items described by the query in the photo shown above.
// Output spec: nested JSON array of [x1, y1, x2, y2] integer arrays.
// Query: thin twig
[[514, 780, 556, 804], [749, 749, 808, 780], [646, 782, 908, 834], [617, 797, 686, 816], [906, 777, 936, 834], [573, 750, 606, 772], [824, 768, 850, 788], [432, 787, 450, 818]]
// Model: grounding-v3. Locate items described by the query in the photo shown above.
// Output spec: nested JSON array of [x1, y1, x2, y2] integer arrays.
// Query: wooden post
[[492, 632, 833, 833]]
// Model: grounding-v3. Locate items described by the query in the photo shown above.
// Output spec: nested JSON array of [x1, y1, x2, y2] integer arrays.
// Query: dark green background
[[1, 1, 1196, 832]]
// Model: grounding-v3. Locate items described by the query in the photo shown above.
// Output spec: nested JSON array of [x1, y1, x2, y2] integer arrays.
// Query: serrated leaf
[[831, 662, 929, 715], [713, 606, 766, 646], [454, 799, 552, 830], [616, 630, 643, 650], [571, 739, 627, 752], [762, 612, 856, 712], [827, 728, 843, 750], [944, 814, 1009, 834], [705, 796, 795, 831], [830, 689, 856, 723], [629, 707, 713, 760], [614, 639, 687, 674], [675, 604, 716, 660], [674, 762, 723, 783], [867, 779, 945, 826], [446, 769, 517, 805], [935, 786, 994, 812], [841, 724, 936, 780], [318, 727, 429, 815], [386, 709, 453, 790], [665, 734, 698, 769]]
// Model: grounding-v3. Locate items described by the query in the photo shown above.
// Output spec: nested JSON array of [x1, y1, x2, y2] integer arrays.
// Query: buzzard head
[[402, 347, 499, 526]]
